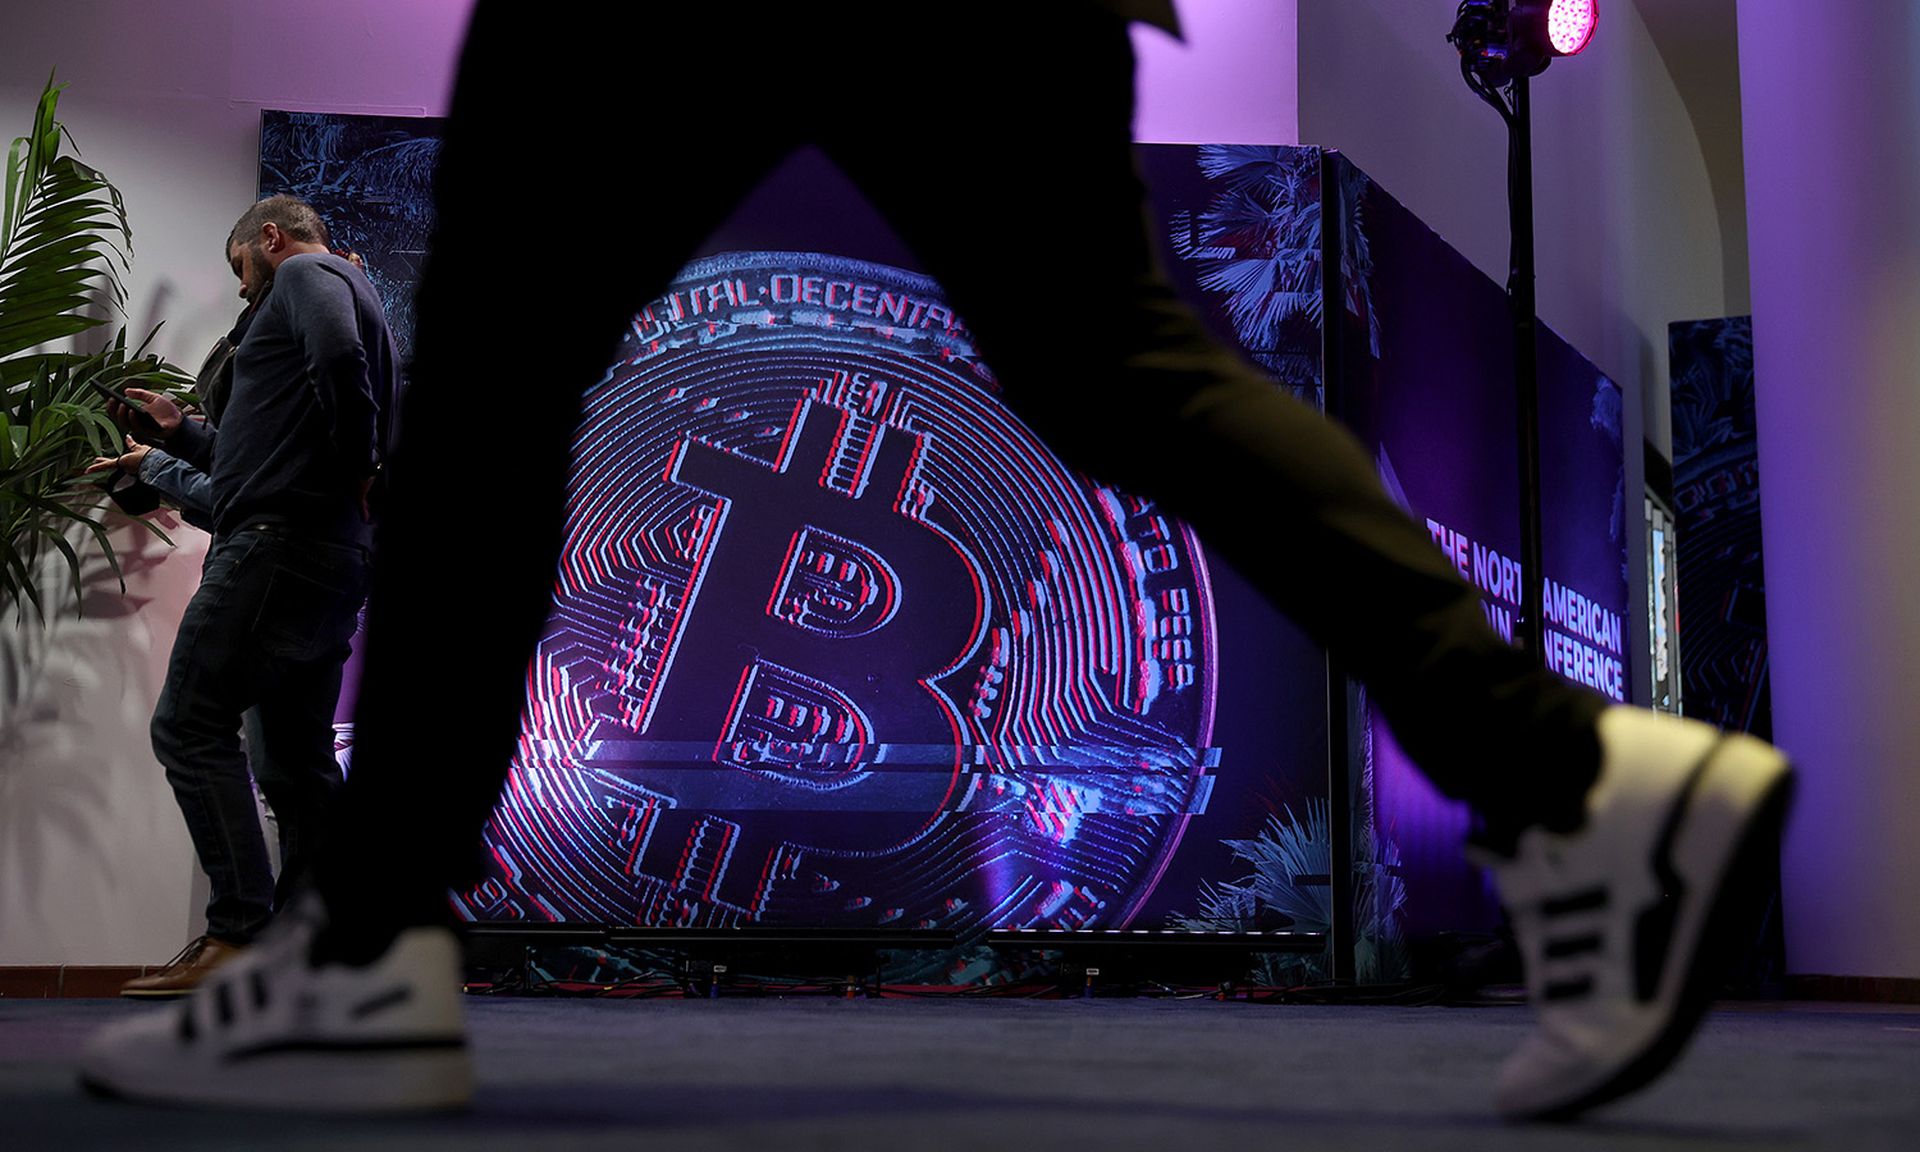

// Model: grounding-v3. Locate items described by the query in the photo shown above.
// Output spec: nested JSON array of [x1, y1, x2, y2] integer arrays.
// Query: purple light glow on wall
[[1132, 0, 1299, 144], [1741, 0, 1920, 979], [231, 1, 473, 112]]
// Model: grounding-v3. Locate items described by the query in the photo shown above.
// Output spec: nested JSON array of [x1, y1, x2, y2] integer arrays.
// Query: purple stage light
[[1454, 2, 1601, 82], [1546, 0, 1599, 57]]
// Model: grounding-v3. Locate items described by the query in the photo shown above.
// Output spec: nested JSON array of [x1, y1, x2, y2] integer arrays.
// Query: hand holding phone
[[89, 379, 148, 411], [91, 382, 183, 441]]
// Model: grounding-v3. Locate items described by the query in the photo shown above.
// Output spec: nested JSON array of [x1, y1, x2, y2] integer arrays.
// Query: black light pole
[[1447, 0, 1598, 663], [1510, 71, 1545, 662]]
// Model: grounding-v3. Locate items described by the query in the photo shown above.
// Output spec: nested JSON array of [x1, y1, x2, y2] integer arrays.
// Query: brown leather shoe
[[118, 936, 246, 999]]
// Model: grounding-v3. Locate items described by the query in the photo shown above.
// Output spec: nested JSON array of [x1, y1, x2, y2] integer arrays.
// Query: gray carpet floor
[[2, 997, 1916, 1151]]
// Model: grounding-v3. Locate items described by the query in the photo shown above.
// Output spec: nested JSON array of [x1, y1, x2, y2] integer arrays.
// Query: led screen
[[262, 121, 1334, 960]]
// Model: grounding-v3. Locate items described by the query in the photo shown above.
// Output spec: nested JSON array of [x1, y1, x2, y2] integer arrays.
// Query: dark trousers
[[322, 3, 1605, 938], [152, 523, 369, 942]]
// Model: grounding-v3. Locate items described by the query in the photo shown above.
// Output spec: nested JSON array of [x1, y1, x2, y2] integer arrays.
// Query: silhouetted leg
[[822, 8, 1602, 827], [319, 4, 801, 949]]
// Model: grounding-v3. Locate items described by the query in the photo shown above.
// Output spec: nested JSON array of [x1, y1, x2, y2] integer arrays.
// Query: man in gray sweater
[[103, 196, 392, 998]]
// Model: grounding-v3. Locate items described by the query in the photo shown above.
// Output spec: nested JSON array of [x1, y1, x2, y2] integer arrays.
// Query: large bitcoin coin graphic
[[456, 252, 1220, 935]]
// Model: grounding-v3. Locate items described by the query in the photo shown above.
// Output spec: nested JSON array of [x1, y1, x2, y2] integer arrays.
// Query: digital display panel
[[1332, 152, 1630, 938], [262, 122, 1626, 973], [262, 124, 1333, 955]]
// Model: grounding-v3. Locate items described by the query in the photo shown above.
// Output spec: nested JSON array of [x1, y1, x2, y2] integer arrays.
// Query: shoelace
[[156, 935, 213, 972]]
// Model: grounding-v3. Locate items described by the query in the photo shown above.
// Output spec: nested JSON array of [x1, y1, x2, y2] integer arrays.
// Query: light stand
[[1446, 0, 1597, 663]]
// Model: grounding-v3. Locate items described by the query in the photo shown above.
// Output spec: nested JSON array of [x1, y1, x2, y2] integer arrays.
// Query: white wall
[[0, 1, 1297, 964], [0, 522, 209, 965], [1741, 0, 1920, 983]]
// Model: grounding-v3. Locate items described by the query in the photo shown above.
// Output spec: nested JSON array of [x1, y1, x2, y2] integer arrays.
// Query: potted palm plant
[[1, 73, 190, 623]]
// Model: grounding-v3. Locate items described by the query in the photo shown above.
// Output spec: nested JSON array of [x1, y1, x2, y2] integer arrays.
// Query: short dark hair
[[226, 195, 330, 256]]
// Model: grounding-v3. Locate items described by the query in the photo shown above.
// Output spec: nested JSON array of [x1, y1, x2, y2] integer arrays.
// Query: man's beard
[[244, 242, 274, 304]]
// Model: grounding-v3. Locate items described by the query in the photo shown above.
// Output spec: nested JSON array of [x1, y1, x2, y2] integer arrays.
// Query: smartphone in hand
[[88, 380, 164, 426]]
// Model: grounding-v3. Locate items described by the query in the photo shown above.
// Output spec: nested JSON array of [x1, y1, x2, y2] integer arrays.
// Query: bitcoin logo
[[652, 396, 984, 813], [459, 252, 1220, 935]]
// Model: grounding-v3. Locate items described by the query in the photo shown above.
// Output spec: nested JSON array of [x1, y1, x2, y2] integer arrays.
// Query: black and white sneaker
[[79, 895, 473, 1113], [1478, 706, 1794, 1121]]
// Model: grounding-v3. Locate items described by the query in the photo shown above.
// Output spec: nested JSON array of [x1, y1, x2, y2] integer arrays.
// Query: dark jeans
[[322, 3, 1605, 943], [152, 522, 369, 943]]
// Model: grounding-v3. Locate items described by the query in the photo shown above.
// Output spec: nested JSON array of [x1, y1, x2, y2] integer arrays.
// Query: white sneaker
[[79, 896, 474, 1113], [1479, 706, 1794, 1121]]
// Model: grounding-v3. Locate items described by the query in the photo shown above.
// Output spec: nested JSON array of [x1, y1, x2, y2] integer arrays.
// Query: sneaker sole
[[80, 1043, 475, 1114], [1530, 736, 1796, 1121]]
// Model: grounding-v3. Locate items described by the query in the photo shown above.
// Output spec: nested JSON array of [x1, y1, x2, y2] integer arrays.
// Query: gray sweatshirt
[[169, 252, 394, 546]]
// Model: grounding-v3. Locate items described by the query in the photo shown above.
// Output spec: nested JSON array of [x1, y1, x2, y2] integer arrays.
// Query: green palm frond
[[1, 74, 189, 623]]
